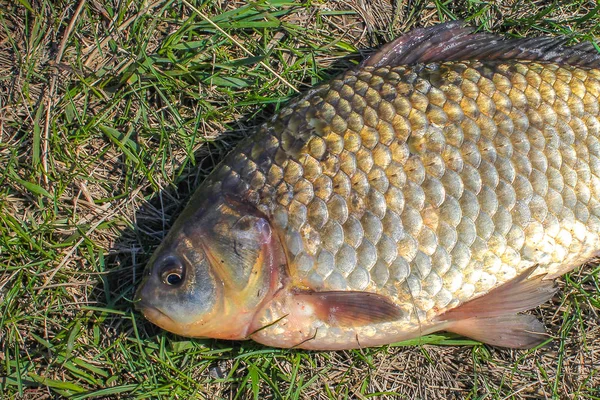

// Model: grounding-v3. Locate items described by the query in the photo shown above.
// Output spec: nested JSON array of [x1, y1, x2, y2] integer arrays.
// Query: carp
[[135, 21, 600, 350]]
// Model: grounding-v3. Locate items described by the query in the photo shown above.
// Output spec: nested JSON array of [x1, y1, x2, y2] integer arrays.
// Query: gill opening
[[245, 225, 291, 339]]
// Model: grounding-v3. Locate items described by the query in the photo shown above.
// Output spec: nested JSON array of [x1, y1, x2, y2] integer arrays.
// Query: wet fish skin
[[135, 22, 600, 350]]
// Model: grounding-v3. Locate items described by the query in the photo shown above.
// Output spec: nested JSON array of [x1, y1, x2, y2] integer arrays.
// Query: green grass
[[1, 0, 600, 398]]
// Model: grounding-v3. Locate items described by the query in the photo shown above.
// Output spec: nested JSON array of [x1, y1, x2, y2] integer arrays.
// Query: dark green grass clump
[[1, 0, 599, 398]]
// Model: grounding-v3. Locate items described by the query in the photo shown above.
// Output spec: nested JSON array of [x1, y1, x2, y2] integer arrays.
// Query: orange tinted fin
[[437, 266, 557, 348], [441, 266, 557, 320], [443, 315, 548, 349], [294, 291, 403, 326]]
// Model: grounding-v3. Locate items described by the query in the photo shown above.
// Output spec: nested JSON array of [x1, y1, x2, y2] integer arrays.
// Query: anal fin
[[437, 266, 557, 348], [294, 290, 403, 326], [443, 315, 548, 349]]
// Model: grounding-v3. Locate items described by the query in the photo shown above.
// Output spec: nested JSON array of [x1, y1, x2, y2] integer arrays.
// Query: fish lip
[[135, 301, 210, 338], [138, 303, 178, 326], [134, 299, 174, 324]]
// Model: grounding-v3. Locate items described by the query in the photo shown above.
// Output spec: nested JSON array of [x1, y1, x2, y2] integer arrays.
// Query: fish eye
[[159, 259, 185, 286]]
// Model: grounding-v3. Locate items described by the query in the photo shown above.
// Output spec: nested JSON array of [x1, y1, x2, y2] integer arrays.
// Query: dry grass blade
[[41, 0, 87, 188]]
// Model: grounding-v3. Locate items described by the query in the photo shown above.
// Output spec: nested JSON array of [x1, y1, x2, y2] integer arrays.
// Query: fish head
[[135, 194, 285, 340]]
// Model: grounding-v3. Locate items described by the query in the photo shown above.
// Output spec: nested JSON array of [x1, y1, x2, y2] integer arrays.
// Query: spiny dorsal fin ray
[[362, 20, 600, 69]]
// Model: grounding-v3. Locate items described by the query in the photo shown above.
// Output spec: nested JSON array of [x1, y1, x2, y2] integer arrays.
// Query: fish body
[[136, 22, 600, 350]]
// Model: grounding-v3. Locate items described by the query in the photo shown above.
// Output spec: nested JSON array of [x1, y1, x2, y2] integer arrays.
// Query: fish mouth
[[134, 298, 208, 338], [135, 299, 175, 326], [135, 300, 210, 338]]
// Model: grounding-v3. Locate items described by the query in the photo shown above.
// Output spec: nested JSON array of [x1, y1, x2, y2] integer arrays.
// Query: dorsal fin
[[362, 20, 600, 68]]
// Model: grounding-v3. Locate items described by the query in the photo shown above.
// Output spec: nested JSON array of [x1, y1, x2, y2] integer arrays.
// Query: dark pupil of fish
[[161, 261, 183, 286], [166, 273, 182, 285]]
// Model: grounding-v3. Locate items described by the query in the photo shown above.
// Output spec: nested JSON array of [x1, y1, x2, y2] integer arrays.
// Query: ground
[[1, 0, 599, 398]]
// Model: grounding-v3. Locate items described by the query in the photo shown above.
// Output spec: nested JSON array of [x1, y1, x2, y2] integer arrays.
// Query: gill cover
[[136, 195, 286, 339]]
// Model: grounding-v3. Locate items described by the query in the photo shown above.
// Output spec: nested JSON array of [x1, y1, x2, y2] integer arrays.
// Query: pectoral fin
[[294, 290, 403, 326], [437, 266, 557, 348]]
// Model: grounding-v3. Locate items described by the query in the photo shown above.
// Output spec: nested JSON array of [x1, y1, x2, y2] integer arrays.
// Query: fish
[[135, 21, 600, 350]]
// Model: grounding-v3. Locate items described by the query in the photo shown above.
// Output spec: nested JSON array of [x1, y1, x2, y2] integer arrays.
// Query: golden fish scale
[[205, 60, 600, 323]]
